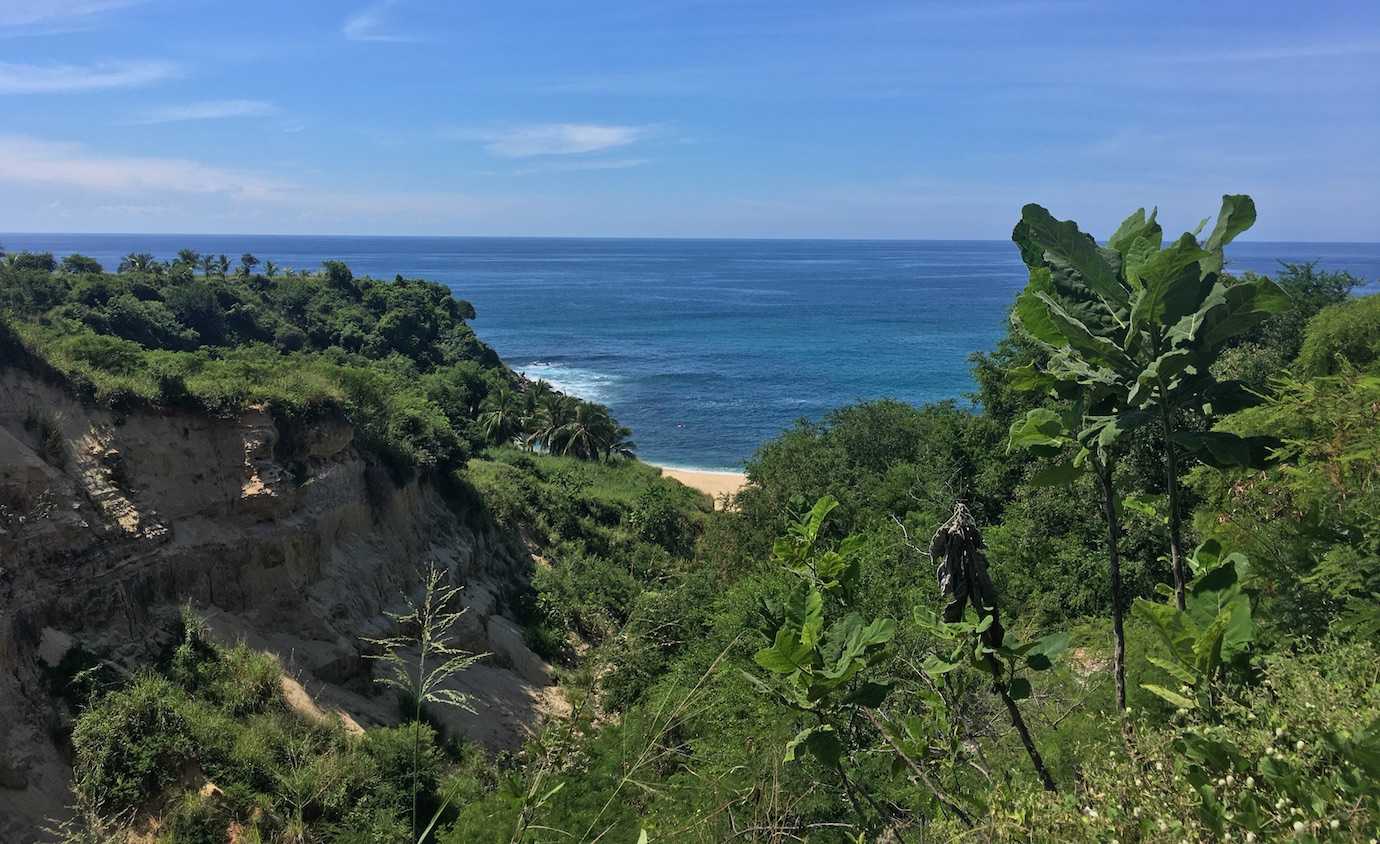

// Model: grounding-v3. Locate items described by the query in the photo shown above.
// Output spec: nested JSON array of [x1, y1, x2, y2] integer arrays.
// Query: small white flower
[[1245, 776, 1255, 788], [1245, 833, 1257, 843], [1225, 775, 1234, 786], [1159, 819, 1169, 832], [1275, 727, 1286, 738], [1294, 740, 1305, 751], [1329, 819, 1340, 830], [1293, 820, 1305, 834]]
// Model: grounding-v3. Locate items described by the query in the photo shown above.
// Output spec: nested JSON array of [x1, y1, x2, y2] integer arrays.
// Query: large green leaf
[[1037, 292, 1134, 372], [1127, 347, 1197, 407], [1132, 597, 1196, 665], [1107, 206, 1162, 257], [1005, 362, 1058, 394], [1142, 684, 1197, 709], [785, 583, 825, 649], [784, 724, 842, 766], [1171, 431, 1274, 469], [1192, 608, 1231, 677], [1201, 195, 1256, 274], [1019, 204, 1128, 305], [1012, 289, 1070, 348], [1007, 677, 1032, 701], [1082, 408, 1151, 452], [1127, 233, 1212, 343], [1029, 458, 1085, 487], [1147, 655, 1197, 685], [1169, 276, 1290, 352], [755, 628, 813, 674], [1007, 407, 1068, 455]]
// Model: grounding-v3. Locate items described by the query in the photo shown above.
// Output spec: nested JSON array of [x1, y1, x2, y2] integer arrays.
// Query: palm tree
[[264, 260, 279, 278], [605, 425, 636, 461], [176, 248, 201, 269], [479, 386, 521, 445], [215, 254, 231, 278], [559, 402, 614, 460], [238, 253, 259, 277], [517, 380, 555, 450], [118, 252, 157, 273], [531, 393, 576, 453], [199, 255, 216, 277]]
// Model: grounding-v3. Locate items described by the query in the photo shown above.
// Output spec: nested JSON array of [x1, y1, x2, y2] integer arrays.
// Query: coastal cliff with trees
[[1, 196, 1377, 842]]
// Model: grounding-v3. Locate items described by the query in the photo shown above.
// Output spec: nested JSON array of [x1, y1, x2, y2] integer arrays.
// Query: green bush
[[1296, 293, 1380, 375], [72, 673, 199, 811]]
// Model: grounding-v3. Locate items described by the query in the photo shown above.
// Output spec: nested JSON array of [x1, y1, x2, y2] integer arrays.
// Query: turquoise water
[[4, 234, 1378, 469]]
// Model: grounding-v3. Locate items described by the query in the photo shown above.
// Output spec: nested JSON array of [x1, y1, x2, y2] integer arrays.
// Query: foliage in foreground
[[42, 207, 1380, 840]]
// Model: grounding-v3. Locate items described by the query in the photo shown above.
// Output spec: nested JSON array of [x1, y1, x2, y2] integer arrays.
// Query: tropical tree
[[118, 252, 158, 274], [605, 425, 637, 461], [264, 260, 278, 278], [60, 254, 103, 274], [215, 254, 231, 278], [530, 392, 576, 453], [176, 248, 201, 269], [238, 253, 260, 277], [479, 386, 522, 445], [1006, 194, 1286, 708], [199, 254, 216, 277], [558, 402, 614, 459]]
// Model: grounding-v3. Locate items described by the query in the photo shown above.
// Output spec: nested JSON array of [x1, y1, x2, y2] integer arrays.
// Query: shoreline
[[652, 463, 747, 503]]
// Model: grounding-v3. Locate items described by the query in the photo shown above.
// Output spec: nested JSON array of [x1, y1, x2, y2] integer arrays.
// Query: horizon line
[[3, 231, 1378, 247]]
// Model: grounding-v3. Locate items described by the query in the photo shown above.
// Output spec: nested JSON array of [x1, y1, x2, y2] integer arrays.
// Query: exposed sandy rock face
[[0, 367, 560, 837]]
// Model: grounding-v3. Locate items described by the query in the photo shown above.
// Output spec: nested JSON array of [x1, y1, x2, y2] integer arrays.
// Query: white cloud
[[0, 135, 290, 200], [132, 99, 278, 125], [509, 158, 650, 176], [0, 60, 176, 93], [0, 0, 142, 29], [0, 134, 522, 231], [343, 0, 419, 43], [456, 124, 653, 157]]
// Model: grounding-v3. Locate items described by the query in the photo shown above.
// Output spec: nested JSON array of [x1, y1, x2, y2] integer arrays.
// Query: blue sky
[[0, 0, 1377, 239]]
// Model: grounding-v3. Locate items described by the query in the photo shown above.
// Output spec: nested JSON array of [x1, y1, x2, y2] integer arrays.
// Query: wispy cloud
[[0, 134, 520, 227], [0, 60, 176, 93], [0, 135, 289, 200], [454, 123, 654, 157], [0, 0, 143, 31], [343, 0, 420, 43], [509, 158, 650, 176], [132, 99, 277, 125]]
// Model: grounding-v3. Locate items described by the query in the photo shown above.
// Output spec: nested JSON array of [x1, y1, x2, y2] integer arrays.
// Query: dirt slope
[[0, 366, 564, 837]]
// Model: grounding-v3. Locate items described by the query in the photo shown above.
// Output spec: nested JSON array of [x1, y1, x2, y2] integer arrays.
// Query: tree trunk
[[1093, 457, 1127, 712], [987, 656, 1057, 792], [1160, 408, 1188, 611]]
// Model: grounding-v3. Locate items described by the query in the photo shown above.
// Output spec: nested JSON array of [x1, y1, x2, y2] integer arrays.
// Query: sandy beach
[[656, 466, 747, 504]]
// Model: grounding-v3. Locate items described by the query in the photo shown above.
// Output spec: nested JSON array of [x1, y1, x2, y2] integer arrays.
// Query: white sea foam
[[519, 361, 622, 404]]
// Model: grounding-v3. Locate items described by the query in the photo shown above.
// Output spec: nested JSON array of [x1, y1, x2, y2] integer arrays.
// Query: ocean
[[3, 234, 1378, 470]]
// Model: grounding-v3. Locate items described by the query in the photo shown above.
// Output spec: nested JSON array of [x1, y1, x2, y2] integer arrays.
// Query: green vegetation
[[70, 610, 453, 842], [0, 251, 633, 482], [19, 198, 1380, 842]]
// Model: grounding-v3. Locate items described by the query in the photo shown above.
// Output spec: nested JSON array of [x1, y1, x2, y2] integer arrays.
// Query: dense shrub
[[1296, 293, 1380, 375]]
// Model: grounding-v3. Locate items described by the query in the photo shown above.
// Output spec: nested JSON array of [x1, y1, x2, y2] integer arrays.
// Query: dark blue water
[[3, 234, 1378, 469]]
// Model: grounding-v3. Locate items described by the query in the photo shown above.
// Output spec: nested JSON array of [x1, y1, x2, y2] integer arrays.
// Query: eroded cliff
[[0, 365, 562, 836]]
